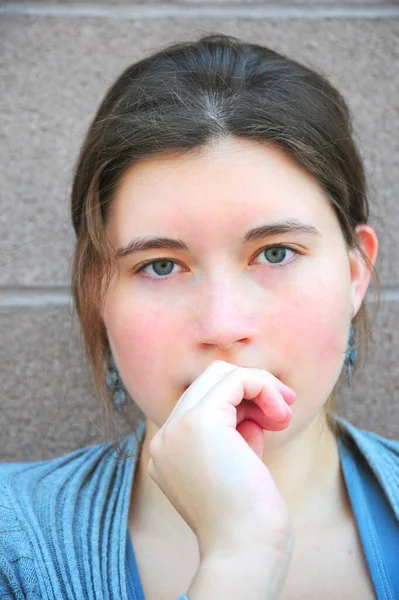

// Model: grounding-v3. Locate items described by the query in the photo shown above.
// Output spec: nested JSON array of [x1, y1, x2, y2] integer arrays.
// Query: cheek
[[270, 285, 350, 387], [121, 312, 178, 368], [105, 296, 183, 408]]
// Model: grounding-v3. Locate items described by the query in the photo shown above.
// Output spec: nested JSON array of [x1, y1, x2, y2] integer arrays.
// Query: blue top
[[0, 415, 397, 599], [125, 424, 399, 600], [338, 435, 399, 598]]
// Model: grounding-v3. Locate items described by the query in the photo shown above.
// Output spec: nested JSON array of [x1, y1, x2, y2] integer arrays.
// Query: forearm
[[185, 546, 289, 600]]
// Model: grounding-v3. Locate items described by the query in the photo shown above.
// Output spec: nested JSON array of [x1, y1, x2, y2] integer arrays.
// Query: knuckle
[[174, 413, 197, 436], [252, 367, 273, 379], [207, 360, 237, 373], [148, 433, 162, 459], [252, 368, 279, 389], [159, 418, 187, 447], [147, 457, 157, 479]]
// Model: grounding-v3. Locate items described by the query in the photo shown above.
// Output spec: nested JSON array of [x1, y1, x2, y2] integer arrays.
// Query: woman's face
[[102, 136, 376, 442]]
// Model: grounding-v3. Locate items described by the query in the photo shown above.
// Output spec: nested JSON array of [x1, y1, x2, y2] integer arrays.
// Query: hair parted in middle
[[70, 33, 380, 444]]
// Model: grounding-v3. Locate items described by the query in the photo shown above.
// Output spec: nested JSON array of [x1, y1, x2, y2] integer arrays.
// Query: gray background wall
[[1, 1, 398, 462]]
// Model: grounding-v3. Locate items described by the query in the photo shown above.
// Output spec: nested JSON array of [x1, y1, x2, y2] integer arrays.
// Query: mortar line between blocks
[[0, 286, 398, 307], [1, 3, 399, 19]]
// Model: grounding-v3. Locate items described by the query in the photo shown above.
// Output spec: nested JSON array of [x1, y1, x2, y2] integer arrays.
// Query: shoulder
[[0, 434, 137, 530], [335, 415, 399, 467], [0, 429, 144, 598], [0, 443, 105, 596], [0, 440, 115, 518], [335, 416, 399, 520], [0, 468, 35, 598]]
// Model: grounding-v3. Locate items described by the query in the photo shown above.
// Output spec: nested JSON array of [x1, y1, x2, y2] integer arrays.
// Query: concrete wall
[[1, 1, 398, 461]]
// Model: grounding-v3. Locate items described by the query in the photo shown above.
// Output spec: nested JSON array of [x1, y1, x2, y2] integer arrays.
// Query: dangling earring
[[344, 323, 358, 388], [105, 355, 127, 412]]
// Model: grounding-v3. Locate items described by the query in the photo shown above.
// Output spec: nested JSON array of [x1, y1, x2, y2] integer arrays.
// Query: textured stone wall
[[1, 1, 398, 460]]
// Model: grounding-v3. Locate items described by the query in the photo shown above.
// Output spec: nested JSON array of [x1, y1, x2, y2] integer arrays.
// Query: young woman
[[0, 33, 397, 600]]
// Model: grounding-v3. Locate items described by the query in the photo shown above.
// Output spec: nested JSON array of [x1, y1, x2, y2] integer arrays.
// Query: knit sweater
[[0, 416, 398, 599]]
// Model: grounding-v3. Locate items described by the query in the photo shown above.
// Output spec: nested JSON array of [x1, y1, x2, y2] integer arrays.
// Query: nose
[[193, 273, 258, 351]]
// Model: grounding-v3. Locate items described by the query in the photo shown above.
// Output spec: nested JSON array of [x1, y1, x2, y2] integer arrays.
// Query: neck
[[260, 414, 346, 533], [128, 413, 347, 544]]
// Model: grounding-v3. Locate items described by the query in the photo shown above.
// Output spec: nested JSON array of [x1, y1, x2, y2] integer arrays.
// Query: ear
[[349, 224, 379, 317]]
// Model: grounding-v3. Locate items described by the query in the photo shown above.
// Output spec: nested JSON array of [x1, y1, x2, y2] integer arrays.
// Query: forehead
[[107, 137, 338, 240]]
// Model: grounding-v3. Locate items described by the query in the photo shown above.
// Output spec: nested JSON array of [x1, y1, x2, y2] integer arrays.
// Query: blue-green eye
[[147, 260, 175, 277], [135, 258, 179, 280], [135, 244, 299, 282], [263, 246, 291, 264], [253, 244, 298, 267]]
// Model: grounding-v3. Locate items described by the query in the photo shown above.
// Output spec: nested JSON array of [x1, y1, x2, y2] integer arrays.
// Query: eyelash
[[133, 244, 301, 282]]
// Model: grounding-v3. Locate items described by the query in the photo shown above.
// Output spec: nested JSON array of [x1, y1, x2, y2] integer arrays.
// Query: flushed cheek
[[289, 314, 346, 366], [106, 300, 184, 414], [270, 291, 350, 397]]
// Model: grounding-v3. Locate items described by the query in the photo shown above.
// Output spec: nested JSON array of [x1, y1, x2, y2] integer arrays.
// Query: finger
[[164, 360, 238, 424], [169, 361, 295, 421], [236, 398, 292, 432], [197, 367, 290, 426], [150, 365, 234, 455], [236, 420, 264, 458]]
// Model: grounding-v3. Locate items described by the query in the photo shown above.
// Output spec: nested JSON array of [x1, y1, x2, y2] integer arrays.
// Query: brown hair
[[70, 33, 380, 446]]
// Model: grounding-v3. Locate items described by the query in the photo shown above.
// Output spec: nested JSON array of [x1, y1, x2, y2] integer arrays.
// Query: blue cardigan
[[0, 416, 398, 600]]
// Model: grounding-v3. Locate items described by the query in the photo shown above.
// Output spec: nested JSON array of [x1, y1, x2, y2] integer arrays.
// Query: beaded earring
[[104, 355, 127, 412], [344, 323, 358, 388]]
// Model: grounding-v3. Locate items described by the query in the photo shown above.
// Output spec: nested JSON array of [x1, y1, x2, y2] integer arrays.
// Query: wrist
[[187, 543, 292, 600]]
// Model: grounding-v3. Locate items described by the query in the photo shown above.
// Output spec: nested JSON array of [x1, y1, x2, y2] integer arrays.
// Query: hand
[[147, 360, 296, 560]]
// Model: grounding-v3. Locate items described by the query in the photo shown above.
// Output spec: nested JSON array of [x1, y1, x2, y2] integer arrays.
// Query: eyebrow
[[116, 219, 321, 258]]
